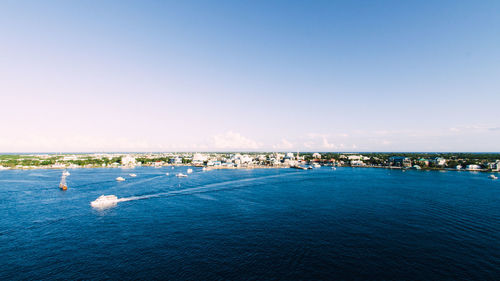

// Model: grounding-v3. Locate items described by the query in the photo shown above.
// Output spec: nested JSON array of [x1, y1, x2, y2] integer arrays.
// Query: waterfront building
[[312, 153, 322, 159], [388, 156, 412, 168], [350, 160, 365, 166], [431, 157, 446, 166], [121, 155, 137, 167], [466, 164, 481, 171]]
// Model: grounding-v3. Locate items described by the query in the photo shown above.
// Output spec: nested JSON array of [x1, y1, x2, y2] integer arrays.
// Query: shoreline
[[1, 164, 498, 174]]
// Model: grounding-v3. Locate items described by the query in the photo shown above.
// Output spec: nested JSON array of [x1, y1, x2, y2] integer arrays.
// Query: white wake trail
[[91, 172, 300, 209]]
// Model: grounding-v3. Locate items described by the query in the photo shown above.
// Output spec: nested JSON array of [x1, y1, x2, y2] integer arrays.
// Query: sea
[[0, 167, 499, 280]]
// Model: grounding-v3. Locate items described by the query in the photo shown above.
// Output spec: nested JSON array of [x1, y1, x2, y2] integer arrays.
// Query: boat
[[202, 167, 207, 171], [165, 172, 169, 176], [331, 167, 336, 170], [62, 170, 70, 176], [176, 173, 188, 178], [129, 174, 137, 177], [116, 177, 125, 181], [59, 172, 68, 190], [90, 195, 119, 209], [290, 165, 308, 170], [489, 175, 498, 180], [187, 168, 193, 174], [312, 163, 321, 168]]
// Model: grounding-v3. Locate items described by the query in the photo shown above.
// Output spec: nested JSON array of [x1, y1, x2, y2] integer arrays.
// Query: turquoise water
[[0, 167, 499, 280]]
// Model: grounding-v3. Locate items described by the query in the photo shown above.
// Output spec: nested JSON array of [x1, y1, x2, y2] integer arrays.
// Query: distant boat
[[312, 163, 321, 168], [176, 173, 188, 178], [129, 174, 137, 177], [202, 167, 207, 171], [489, 175, 498, 180], [62, 170, 70, 176], [165, 173, 169, 176], [91, 195, 118, 209], [59, 172, 68, 190], [331, 167, 336, 170], [116, 177, 125, 181], [187, 168, 193, 174]]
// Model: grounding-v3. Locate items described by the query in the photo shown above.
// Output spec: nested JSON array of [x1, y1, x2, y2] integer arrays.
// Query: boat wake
[[90, 172, 300, 209]]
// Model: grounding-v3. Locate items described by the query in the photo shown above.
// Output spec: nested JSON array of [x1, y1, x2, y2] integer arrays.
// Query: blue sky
[[0, 0, 499, 152]]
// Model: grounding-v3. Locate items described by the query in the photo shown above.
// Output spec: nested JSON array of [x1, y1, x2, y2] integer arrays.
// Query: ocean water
[[0, 167, 499, 280]]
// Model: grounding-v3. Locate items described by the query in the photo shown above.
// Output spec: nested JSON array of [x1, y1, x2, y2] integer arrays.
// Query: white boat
[[62, 170, 70, 176], [312, 163, 321, 168], [176, 173, 188, 178], [90, 195, 119, 209], [187, 168, 193, 174], [171, 167, 174, 170], [489, 175, 498, 180], [116, 177, 125, 181], [165, 172, 169, 176], [202, 167, 207, 171], [129, 173, 137, 177], [331, 167, 336, 170]]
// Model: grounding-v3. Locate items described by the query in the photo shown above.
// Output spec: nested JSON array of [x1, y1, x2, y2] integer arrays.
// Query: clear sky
[[1, 0, 499, 152]]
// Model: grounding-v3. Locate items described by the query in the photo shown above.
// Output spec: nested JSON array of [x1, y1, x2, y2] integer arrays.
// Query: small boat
[[59, 172, 68, 190], [171, 167, 174, 170], [116, 177, 125, 181], [187, 168, 193, 174], [489, 175, 498, 180], [202, 167, 207, 171], [331, 167, 336, 170], [165, 172, 169, 176], [91, 195, 119, 209], [62, 170, 70, 176], [176, 173, 188, 178], [129, 174, 137, 177], [312, 163, 321, 168]]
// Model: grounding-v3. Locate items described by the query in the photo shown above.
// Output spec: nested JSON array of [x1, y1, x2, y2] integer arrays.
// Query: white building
[[121, 155, 137, 167], [466, 164, 481, 171], [312, 153, 322, 159]]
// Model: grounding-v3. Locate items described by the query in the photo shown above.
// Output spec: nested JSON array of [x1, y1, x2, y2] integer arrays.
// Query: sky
[[0, 0, 499, 152]]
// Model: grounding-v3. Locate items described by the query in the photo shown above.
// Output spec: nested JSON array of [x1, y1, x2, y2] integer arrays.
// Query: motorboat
[[165, 172, 169, 176], [331, 167, 336, 170], [62, 170, 70, 176], [489, 175, 498, 180], [176, 173, 188, 178], [187, 168, 193, 174], [129, 174, 137, 177], [91, 195, 119, 209], [116, 177, 126, 181], [312, 163, 321, 168], [59, 172, 68, 190]]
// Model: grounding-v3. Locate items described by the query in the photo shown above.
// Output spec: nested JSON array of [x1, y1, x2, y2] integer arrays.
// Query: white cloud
[[273, 138, 294, 150], [211, 131, 262, 150], [321, 136, 335, 149]]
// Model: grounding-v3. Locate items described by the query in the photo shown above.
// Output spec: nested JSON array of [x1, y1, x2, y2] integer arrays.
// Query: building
[[431, 157, 446, 166], [487, 160, 500, 171], [388, 156, 412, 168], [121, 155, 137, 167], [312, 153, 322, 159], [466, 164, 481, 171]]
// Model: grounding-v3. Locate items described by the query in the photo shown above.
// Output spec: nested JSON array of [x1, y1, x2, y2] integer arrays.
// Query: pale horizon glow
[[1, 1, 499, 153]]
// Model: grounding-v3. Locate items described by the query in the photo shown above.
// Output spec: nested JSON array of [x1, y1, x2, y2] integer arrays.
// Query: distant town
[[1, 152, 499, 172]]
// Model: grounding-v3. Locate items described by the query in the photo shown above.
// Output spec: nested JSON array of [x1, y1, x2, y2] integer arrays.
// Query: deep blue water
[[0, 167, 499, 280]]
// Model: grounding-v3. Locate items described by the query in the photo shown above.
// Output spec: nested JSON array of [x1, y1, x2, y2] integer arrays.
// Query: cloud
[[321, 136, 335, 149], [211, 131, 262, 150], [273, 138, 293, 150]]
